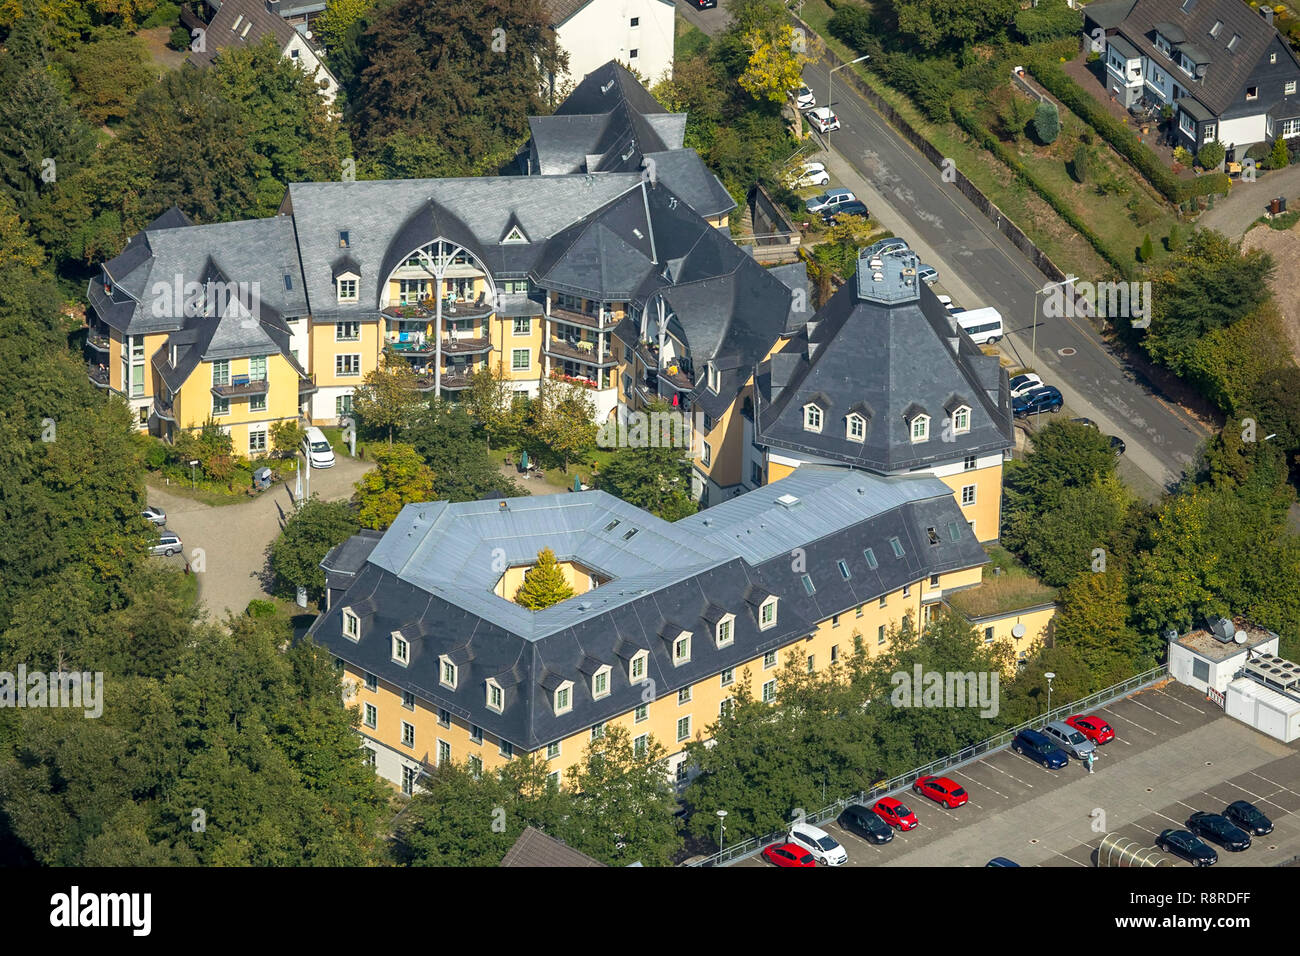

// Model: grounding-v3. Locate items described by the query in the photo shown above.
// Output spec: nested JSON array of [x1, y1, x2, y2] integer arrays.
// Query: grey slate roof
[[309, 466, 988, 751], [189, 0, 333, 89], [754, 249, 1012, 473]]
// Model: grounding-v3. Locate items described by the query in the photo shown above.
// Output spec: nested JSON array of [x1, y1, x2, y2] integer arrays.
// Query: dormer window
[[804, 404, 823, 432], [1227, 34, 1239, 52], [337, 275, 358, 303], [951, 405, 971, 434], [715, 613, 735, 648], [758, 597, 778, 630], [486, 679, 504, 713], [391, 632, 409, 666], [554, 680, 573, 715], [672, 633, 691, 666], [847, 413, 866, 441], [910, 414, 930, 442], [341, 607, 360, 641], [439, 655, 457, 690], [629, 649, 648, 683], [591, 665, 612, 700], [1246, 86, 1258, 101], [503, 225, 526, 243], [1209, 20, 1221, 38], [707, 362, 720, 393]]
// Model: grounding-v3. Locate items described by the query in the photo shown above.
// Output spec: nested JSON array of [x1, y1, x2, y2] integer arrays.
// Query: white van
[[787, 822, 848, 866], [302, 425, 335, 468], [954, 307, 1004, 345]]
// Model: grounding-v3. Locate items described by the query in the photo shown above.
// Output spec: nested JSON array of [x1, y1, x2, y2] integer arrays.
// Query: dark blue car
[[1012, 385, 1063, 418], [986, 857, 1020, 867], [1011, 729, 1069, 769]]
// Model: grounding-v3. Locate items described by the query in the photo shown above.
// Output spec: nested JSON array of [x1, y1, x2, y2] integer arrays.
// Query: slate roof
[[308, 466, 988, 751], [500, 827, 606, 867], [754, 249, 1012, 473], [189, 0, 328, 75]]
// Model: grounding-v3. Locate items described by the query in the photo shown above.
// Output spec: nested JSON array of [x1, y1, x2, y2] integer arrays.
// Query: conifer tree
[[514, 548, 575, 610]]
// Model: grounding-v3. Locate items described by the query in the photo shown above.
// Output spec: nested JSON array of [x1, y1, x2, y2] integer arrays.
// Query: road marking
[[982, 757, 1037, 788], [1098, 710, 1158, 737], [1050, 848, 1088, 867], [1139, 804, 1187, 827], [954, 773, 1008, 799], [1123, 696, 1182, 726], [1154, 688, 1214, 714], [1246, 771, 1300, 799]]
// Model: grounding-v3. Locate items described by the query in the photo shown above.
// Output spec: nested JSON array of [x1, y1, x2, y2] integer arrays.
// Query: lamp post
[[1031, 276, 1077, 366], [188, 459, 199, 490], [716, 809, 728, 853], [828, 55, 870, 135], [1045, 671, 1056, 723]]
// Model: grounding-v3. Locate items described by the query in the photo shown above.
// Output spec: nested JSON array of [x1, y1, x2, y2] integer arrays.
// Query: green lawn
[[946, 545, 1058, 618]]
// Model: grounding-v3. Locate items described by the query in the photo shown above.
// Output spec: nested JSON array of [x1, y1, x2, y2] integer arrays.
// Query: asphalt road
[[674, 0, 1211, 488]]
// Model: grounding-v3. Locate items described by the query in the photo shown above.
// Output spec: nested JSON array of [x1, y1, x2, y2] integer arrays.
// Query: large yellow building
[[310, 466, 1018, 794]]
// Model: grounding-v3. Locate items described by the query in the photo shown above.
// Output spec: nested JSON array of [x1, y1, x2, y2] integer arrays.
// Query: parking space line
[[1247, 771, 1300, 799], [1153, 688, 1217, 715], [954, 772, 1008, 800], [1218, 780, 1292, 814], [1139, 804, 1187, 827], [1050, 849, 1088, 867], [1097, 709, 1158, 737], [1125, 696, 1183, 726], [978, 759, 1037, 789]]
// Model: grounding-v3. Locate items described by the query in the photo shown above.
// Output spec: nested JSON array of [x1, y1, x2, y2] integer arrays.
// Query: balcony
[[549, 305, 615, 330], [153, 397, 176, 422], [545, 336, 616, 367], [442, 336, 491, 355], [299, 373, 318, 397], [414, 372, 473, 392], [382, 293, 493, 322], [86, 331, 111, 352], [211, 376, 269, 399], [87, 362, 111, 389]]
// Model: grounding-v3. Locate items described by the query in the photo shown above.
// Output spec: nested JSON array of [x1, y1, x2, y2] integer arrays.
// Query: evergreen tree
[[1032, 100, 1059, 144], [514, 548, 575, 610]]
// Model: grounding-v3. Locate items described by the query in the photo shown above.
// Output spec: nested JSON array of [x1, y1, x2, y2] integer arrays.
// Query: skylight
[[863, 548, 878, 570], [889, 536, 905, 558]]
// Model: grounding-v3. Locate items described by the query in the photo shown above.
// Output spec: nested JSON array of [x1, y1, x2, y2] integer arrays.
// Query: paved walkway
[[147, 455, 374, 621], [1197, 163, 1300, 240]]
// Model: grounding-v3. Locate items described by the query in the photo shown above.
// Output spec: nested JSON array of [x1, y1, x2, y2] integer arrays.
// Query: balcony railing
[[86, 331, 110, 352], [549, 305, 614, 329], [211, 377, 269, 398], [545, 336, 615, 367], [298, 373, 318, 397], [414, 372, 473, 392], [383, 294, 493, 321], [87, 363, 111, 388], [153, 397, 176, 422]]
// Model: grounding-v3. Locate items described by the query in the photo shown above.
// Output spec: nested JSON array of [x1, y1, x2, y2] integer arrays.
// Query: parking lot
[[738, 681, 1300, 867]]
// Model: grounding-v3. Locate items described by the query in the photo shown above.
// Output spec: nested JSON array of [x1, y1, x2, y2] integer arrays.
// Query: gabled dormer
[[332, 255, 360, 304]]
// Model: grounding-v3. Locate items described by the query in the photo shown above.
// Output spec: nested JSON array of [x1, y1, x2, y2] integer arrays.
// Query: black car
[[822, 200, 869, 223], [838, 803, 894, 844], [1011, 729, 1069, 769], [691, 0, 718, 7], [1223, 800, 1273, 836], [1011, 385, 1063, 418], [1157, 829, 1218, 866], [1110, 435, 1126, 454], [1186, 812, 1251, 851]]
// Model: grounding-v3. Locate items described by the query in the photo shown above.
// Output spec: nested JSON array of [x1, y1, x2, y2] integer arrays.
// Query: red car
[[762, 842, 817, 867], [1067, 714, 1115, 745], [913, 775, 968, 809], [873, 797, 919, 830]]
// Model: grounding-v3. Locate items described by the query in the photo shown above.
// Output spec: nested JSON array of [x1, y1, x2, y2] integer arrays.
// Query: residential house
[[310, 466, 1026, 793], [543, 0, 676, 99], [186, 0, 339, 105], [1084, 0, 1300, 159], [751, 248, 1013, 543]]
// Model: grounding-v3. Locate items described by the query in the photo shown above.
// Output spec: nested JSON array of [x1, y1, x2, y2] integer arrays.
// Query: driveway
[[147, 456, 374, 621], [1196, 164, 1300, 241]]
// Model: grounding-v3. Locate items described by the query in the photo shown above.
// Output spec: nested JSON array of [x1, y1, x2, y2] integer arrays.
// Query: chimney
[[266, 1, 282, 15], [1261, 7, 1275, 25]]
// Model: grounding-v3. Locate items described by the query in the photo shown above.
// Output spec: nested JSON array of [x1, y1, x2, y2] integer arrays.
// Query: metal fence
[[684, 664, 1170, 866]]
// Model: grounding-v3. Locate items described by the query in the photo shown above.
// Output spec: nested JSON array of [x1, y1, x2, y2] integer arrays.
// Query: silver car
[[1043, 720, 1096, 759], [149, 531, 183, 557], [142, 505, 167, 526]]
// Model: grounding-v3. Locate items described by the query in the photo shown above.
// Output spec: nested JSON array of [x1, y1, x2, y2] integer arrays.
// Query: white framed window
[[673, 633, 691, 666], [511, 348, 530, 370], [1286, 81, 1297, 96], [512, 317, 531, 336], [363, 702, 377, 728], [633, 733, 648, 757], [363, 748, 376, 768], [364, 671, 377, 692], [1283, 118, 1300, 139], [250, 393, 267, 413], [500, 740, 514, 759], [402, 691, 415, 710], [634, 703, 648, 723], [877, 625, 886, 646], [963, 455, 977, 470], [486, 678, 504, 713], [401, 765, 417, 795], [337, 277, 358, 302], [759, 596, 778, 630], [951, 405, 970, 433], [391, 632, 409, 666], [336, 394, 352, 418], [847, 413, 866, 440], [715, 613, 735, 648], [470, 724, 483, 744], [437, 708, 450, 727], [592, 665, 612, 700], [401, 721, 415, 747], [1179, 111, 1195, 135], [961, 484, 976, 506], [590, 722, 606, 741], [629, 649, 648, 683], [762, 680, 777, 703], [763, 650, 777, 669], [342, 607, 360, 641], [910, 414, 930, 442], [439, 655, 457, 690], [212, 359, 230, 386], [336, 321, 359, 341], [212, 395, 230, 417], [678, 686, 692, 705], [467, 753, 482, 777], [720, 697, 735, 717], [554, 680, 573, 715], [1203, 124, 1216, 144], [336, 354, 361, 377], [547, 741, 561, 760], [248, 429, 267, 455], [721, 666, 735, 686], [437, 739, 450, 765], [701, 441, 712, 467], [803, 403, 823, 432], [707, 362, 720, 393], [676, 715, 691, 741]]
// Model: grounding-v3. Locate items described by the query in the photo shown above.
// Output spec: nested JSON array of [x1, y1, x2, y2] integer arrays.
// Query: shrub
[[144, 443, 168, 470], [1140, 233, 1154, 262], [1173, 145, 1194, 166], [168, 25, 192, 51], [1167, 222, 1183, 252], [246, 599, 277, 619], [1012, 0, 1084, 44], [1033, 100, 1060, 144], [1071, 143, 1089, 182], [1197, 140, 1225, 170], [1268, 137, 1290, 170], [827, 5, 874, 52]]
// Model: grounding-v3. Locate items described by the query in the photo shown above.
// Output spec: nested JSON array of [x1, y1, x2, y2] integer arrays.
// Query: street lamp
[[716, 809, 728, 853], [188, 459, 199, 490], [1044, 671, 1056, 723], [828, 55, 870, 134], [1031, 276, 1076, 366]]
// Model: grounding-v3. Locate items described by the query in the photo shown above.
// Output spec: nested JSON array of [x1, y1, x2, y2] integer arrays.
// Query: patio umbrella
[[573, 474, 581, 493], [519, 449, 529, 470]]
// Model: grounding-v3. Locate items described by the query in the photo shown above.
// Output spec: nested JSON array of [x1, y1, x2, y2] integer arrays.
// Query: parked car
[[864, 237, 909, 258], [1156, 829, 1218, 866], [1186, 812, 1251, 851], [149, 531, 183, 557], [1223, 800, 1273, 836], [1110, 435, 1126, 454], [302, 425, 335, 468], [985, 857, 1020, 867], [787, 822, 848, 865], [762, 842, 817, 867], [1066, 714, 1115, 745], [807, 107, 841, 133], [1011, 729, 1069, 769], [822, 200, 869, 223], [838, 803, 894, 844], [691, 0, 718, 8], [1012, 385, 1064, 418], [913, 775, 968, 809], [1041, 720, 1097, 760], [935, 294, 962, 313], [1008, 373, 1044, 399], [805, 187, 856, 214], [873, 797, 919, 830], [141, 505, 167, 526], [916, 264, 939, 283], [784, 161, 829, 188], [791, 85, 816, 110]]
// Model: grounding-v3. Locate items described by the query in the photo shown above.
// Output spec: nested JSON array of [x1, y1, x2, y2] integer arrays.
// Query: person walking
[[1085, 751, 1095, 775]]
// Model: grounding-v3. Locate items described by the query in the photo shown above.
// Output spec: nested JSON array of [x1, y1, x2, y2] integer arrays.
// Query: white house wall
[[1218, 113, 1268, 149], [557, 0, 675, 89]]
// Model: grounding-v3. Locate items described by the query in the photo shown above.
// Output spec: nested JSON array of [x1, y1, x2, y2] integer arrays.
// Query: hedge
[[1027, 57, 1230, 203], [950, 104, 1132, 276]]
